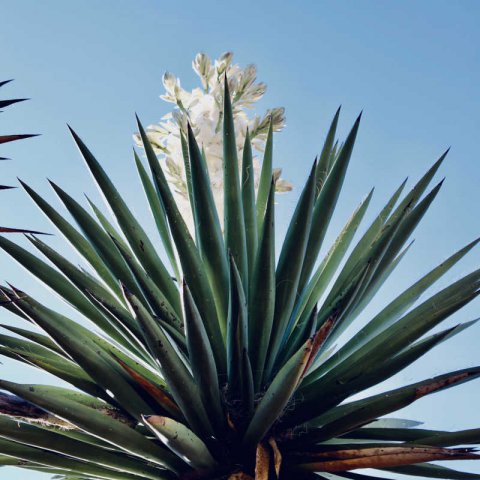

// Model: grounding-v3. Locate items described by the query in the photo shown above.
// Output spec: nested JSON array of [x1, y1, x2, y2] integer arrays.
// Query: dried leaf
[[297, 446, 480, 472], [0, 134, 38, 144], [268, 437, 282, 478], [255, 442, 270, 480]]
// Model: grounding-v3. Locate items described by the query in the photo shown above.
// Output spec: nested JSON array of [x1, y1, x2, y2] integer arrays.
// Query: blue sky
[[1, 1, 480, 478]]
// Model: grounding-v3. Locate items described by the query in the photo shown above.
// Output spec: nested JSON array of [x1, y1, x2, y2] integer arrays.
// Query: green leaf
[[0, 235, 131, 350], [298, 113, 361, 290], [183, 282, 225, 435], [339, 240, 413, 329], [327, 177, 407, 296], [180, 131, 195, 229], [278, 308, 319, 371], [320, 157, 445, 334], [223, 77, 248, 287], [242, 129, 258, 283], [315, 236, 480, 380], [297, 270, 480, 421], [19, 179, 121, 298], [330, 471, 394, 480], [413, 428, 480, 447], [248, 179, 275, 391], [315, 107, 341, 195], [0, 455, 28, 466], [264, 160, 317, 381], [345, 179, 445, 323], [68, 126, 180, 314], [122, 287, 213, 439], [292, 367, 480, 444], [383, 463, 480, 479], [0, 416, 165, 480], [187, 123, 229, 338], [82, 288, 145, 342], [308, 323, 473, 415], [49, 180, 147, 304], [86, 196, 130, 246], [37, 425, 114, 450], [285, 255, 371, 384], [136, 116, 226, 374], [144, 415, 217, 470], [387, 149, 448, 227], [0, 335, 105, 400], [256, 118, 273, 236], [0, 437, 153, 480], [243, 337, 313, 447], [0, 287, 31, 320], [0, 323, 66, 357], [341, 427, 448, 442], [0, 381, 185, 474], [3, 384, 114, 410], [318, 185, 423, 352], [134, 150, 180, 281], [6, 292, 157, 420], [241, 348, 255, 420], [365, 418, 423, 429], [26, 234, 146, 357], [286, 262, 370, 372], [289, 189, 373, 338], [109, 235, 183, 333], [227, 255, 250, 405]]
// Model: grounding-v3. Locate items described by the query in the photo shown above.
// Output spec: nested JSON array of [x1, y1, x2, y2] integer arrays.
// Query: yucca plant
[[0, 79, 37, 151], [1, 79, 41, 234], [0, 76, 479, 480]]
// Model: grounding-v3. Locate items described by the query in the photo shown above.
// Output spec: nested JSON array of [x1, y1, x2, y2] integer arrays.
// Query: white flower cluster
[[134, 52, 292, 232]]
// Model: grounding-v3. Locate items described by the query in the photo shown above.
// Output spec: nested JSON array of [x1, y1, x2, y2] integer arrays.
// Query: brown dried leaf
[[300, 314, 338, 382], [255, 442, 270, 479], [0, 227, 50, 235], [115, 356, 183, 419], [268, 437, 282, 478], [415, 371, 471, 398], [228, 473, 254, 480], [0, 134, 38, 145], [297, 446, 480, 472]]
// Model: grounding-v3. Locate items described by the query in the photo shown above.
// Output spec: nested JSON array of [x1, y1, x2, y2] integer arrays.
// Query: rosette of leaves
[[0, 79, 479, 480]]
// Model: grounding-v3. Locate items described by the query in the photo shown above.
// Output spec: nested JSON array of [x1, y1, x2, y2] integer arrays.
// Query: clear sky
[[1, 1, 480, 478]]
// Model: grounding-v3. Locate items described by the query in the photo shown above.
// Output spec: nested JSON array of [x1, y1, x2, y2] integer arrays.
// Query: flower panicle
[[134, 52, 292, 232]]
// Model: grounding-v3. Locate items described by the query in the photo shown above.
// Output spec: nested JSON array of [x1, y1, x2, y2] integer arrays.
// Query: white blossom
[[134, 52, 292, 233]]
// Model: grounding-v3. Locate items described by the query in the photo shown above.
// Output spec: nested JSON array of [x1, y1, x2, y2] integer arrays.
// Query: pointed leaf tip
[[118, 281, 131, 297], [0, 79, 14, 87]]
